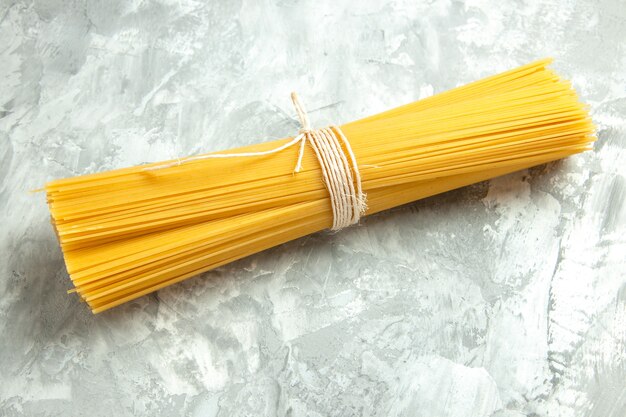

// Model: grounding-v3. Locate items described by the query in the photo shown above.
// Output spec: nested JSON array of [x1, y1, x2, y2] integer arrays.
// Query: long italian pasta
[[46, 59, 595, 313]]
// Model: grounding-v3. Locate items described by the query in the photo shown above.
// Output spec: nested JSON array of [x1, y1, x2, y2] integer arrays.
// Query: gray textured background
[[1, 0, 625, 416]]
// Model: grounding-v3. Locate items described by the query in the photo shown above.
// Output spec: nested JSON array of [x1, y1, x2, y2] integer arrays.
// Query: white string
[[144, 92, 366, 230], [143, 133, 307, 171]]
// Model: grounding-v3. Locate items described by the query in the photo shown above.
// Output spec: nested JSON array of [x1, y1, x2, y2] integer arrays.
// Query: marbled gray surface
[[1, 0, 625, 416]]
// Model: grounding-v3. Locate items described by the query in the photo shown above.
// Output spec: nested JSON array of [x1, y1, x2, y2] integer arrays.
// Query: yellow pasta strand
[[45, 59, 595, 313]]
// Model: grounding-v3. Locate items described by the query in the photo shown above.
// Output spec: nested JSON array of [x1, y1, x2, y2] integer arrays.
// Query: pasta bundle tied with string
[[45, 59, 595, 313]]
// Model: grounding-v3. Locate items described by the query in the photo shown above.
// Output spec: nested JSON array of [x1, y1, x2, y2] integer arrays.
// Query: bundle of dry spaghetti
[[46, 58, 594, 313]]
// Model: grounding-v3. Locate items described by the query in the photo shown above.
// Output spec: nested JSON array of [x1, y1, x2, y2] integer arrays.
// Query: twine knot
[[289, 92, 366, 229]]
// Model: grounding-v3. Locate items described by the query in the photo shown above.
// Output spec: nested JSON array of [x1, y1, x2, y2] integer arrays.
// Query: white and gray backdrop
[[1, 0, 625, 416]]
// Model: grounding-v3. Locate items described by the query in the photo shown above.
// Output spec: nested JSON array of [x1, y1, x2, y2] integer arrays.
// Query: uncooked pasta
[[45, 59, 595, 313]]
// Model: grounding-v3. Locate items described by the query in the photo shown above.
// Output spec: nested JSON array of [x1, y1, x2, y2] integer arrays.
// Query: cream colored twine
[[145, 93, 366, 230]]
